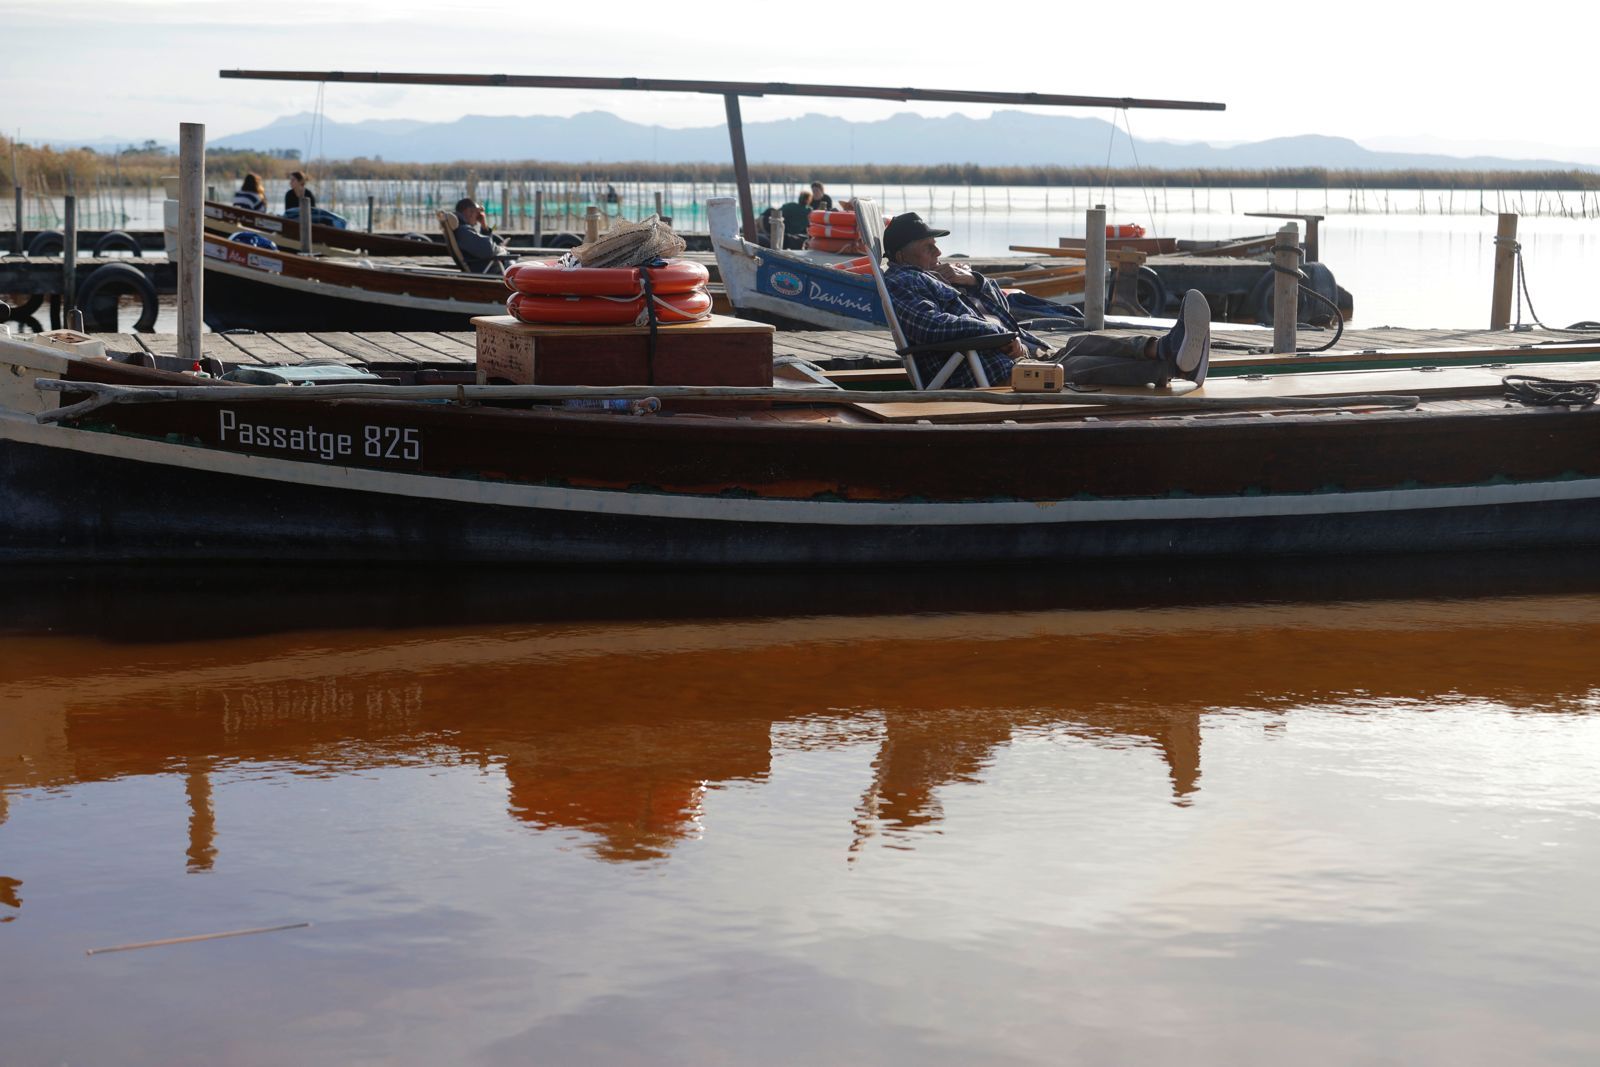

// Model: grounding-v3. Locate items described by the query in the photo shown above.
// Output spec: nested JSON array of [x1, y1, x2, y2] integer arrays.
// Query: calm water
[[14, 184, 1600, 329], [4, 560, 1600, 1065]]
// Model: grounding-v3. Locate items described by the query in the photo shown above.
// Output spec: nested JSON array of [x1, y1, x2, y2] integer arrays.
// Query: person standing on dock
[[232, 174, 267, 212], [453, 197, 511, 274], [809, 181, 833, 212], [882, 212, 1211, 390], [285, 171, 316, 214]]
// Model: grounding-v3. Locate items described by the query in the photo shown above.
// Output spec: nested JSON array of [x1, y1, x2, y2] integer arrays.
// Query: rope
[[1502, 375, 1599, 407], [1115, 108, 1159, 233], [1268, 242, 1345, 354]]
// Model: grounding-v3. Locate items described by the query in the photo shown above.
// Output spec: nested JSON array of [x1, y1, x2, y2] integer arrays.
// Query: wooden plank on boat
[[849, 359, 1600, 423], [356, 331, 466, 364], [266, 332, 370, 363]]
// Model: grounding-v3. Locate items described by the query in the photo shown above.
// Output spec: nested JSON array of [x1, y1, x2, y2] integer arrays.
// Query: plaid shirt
[[884, 263, 1046, 389]]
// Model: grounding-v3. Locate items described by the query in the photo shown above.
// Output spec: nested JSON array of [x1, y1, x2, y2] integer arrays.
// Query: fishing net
[[573, 214, 686, 268]]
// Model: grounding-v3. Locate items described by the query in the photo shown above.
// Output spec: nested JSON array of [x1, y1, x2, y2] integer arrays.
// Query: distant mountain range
[[64, 110, 1600, 171]]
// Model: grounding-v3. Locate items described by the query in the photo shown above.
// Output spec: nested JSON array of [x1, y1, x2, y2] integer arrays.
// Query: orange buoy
[[806, 236, 864, 254], [807, 222, 859, 239], [507, 288, 714, 326], [504, 258, 709, 297], [829, 255, 877, 275], [1106, 223, 1146, 239]]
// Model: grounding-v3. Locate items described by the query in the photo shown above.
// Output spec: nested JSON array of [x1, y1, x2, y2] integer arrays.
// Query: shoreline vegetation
[[6, 139, 1600, 192]]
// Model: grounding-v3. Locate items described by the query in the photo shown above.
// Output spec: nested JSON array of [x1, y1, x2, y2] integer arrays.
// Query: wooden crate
[[472, 314, 775, 387]]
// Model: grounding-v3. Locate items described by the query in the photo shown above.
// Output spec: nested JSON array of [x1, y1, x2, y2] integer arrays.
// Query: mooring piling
[[1272, 223, 1300, 354], [1084, 204, 1107, 330], [1490, 213, 1519, 330], [176, 123, 204, 366]]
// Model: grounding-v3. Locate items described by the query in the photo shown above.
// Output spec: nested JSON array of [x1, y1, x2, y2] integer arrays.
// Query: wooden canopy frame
[[219, 70, 1225, 242]]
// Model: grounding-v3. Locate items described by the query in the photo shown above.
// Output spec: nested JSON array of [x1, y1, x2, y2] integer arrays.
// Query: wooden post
[[62, 195, 78, 315], [769, 215, 786, 250], [1084, 204, 1106, 330], [1490, 212, 1518, 330], [177, 122, 204, 367], [654, 191, 664, 218], [500, 186, 510, 236], [300, 190, 313, 254], [1272, 222, 1299, 354], [12, 186, 21, 255], [1303, 217, 1320, 263], [207, 184, 216, 203], [723, 93, 758, 242], [366, 194, 374, 233], [584, 206, 601, 244], [533, 189, 544, 247]]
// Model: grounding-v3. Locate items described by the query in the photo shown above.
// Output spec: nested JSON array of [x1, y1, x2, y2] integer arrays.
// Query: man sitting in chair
[[453, 197, 512, 274], [882, 212, 1210, 390]]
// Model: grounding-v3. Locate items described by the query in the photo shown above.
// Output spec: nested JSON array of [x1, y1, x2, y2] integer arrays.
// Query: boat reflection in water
[[4, 555, 1600, 1064]]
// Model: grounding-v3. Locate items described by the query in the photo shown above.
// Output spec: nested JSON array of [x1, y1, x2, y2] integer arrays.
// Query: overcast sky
[[8, 0, 1599, 164]]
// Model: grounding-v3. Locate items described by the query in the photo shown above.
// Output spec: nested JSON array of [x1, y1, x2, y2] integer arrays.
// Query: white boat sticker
[[204, 242, 227, 261], [246, 252, 283, 274]]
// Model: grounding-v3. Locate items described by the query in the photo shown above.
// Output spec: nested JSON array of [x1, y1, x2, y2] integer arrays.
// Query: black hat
[[883, 212, 950, 257]]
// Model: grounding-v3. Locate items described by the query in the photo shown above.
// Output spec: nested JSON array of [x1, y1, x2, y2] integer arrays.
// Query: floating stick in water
[[86, 922, 311, 956]]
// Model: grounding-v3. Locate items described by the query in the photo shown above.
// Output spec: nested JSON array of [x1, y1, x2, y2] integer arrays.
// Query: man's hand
[[1004, 337, 1030, 361], [935, 262, 978, 287]]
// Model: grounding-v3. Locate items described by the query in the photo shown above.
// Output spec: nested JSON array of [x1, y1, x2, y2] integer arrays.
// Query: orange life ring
[[807, 222, 859, 239], [809, 210, 857, 227], [504, 258, 709, 297], [1106, 223, 1146, 239], [806, 235, 865, 254], [506, 288, 713, 326]]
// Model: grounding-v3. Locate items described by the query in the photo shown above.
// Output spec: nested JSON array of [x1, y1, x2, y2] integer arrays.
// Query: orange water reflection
[[6, 591, 1598, 886]]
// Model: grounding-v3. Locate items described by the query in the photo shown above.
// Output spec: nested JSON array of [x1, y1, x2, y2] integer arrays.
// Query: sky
[[7, 0, 1600, 165]]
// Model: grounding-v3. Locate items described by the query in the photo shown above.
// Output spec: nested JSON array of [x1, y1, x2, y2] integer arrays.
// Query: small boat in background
[[203, 199, 451, 258]]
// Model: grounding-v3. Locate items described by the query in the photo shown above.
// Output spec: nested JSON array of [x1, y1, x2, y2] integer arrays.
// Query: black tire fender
[[27, 230, 65, 257], [77, 262, 160, 332], [91, 230, 144, 257]]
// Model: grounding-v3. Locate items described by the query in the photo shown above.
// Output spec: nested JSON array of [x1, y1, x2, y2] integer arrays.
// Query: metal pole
[[723, 93, 757, 242], [12, 185, 21, 255], [1084, 205, 1106, 330], [366, 194, 374, 233], [300, 190, 313, 254], [533, 189, 544, 246], [1272, 223, 1299, 354], [1490, 212, 1518, 330], [178, 122, 205, 366], [62, 195, 77, 314], [500, 185, 510, 236]]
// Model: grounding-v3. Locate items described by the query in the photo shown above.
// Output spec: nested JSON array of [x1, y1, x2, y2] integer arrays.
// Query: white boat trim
[[5, 409, 1598, 528]]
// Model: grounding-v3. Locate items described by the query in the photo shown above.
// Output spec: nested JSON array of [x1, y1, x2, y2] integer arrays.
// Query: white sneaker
[[1174, 289, 1210, 385]]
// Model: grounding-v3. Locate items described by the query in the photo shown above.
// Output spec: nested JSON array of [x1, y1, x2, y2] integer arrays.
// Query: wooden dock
[[76, 324, 1600, 380]]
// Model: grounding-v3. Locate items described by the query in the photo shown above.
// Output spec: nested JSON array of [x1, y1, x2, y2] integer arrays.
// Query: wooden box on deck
[[472, 314, 775, 388]]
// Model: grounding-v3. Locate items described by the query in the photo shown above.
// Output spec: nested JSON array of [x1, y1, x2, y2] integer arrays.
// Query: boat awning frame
[[219, 70, 1226, 242]]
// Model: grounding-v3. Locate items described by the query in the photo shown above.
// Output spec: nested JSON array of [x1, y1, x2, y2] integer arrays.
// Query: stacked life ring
[[805, 210, 893, 255], [1106, 223, 1147, 239], [503, 258, 713, 326]]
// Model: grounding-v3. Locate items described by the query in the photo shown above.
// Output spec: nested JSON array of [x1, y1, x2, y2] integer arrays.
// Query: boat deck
[[84, 323, 1600, 378]]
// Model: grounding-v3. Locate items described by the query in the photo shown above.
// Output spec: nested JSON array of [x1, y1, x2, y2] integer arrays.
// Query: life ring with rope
[[504, 258, 708, 297], [506, 288, 713, 326]]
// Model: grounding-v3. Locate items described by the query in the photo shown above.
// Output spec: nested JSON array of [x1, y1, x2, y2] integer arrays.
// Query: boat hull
[[7, 413, 1600, 566], [201, 263, 505, 333]]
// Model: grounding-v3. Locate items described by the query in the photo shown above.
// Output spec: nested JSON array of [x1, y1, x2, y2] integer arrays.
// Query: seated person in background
[[284, 171, 316, 213], [232, 173, 267, 212], [778, 190, 812, 249], [881, 212, 1210, 390], [809, 181, 833, 212], [453, 197, 511, 274]]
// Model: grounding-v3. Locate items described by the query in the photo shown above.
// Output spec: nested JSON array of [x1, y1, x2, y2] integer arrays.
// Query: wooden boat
[[204, 199, 450, 257], [711, 198, 1089, 330], [181, 203, 510, 331], [6, 314, 1600, 566]]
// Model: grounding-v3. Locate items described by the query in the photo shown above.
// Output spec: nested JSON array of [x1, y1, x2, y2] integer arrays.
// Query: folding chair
[[851, 198, 1015, 390], [435, 210, 473, 273]]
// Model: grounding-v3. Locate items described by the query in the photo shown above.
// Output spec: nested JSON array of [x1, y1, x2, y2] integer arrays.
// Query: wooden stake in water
[[1490, 213, 1519, 330], [62, 194, 77, 314], [177, 122, 204, 367]]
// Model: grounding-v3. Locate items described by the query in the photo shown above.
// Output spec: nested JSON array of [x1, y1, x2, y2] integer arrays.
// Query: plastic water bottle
[[560, 397, 661, 415]]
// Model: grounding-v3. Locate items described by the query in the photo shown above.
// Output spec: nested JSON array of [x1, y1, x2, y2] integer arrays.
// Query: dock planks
[[86, 324, 1600, 377]]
